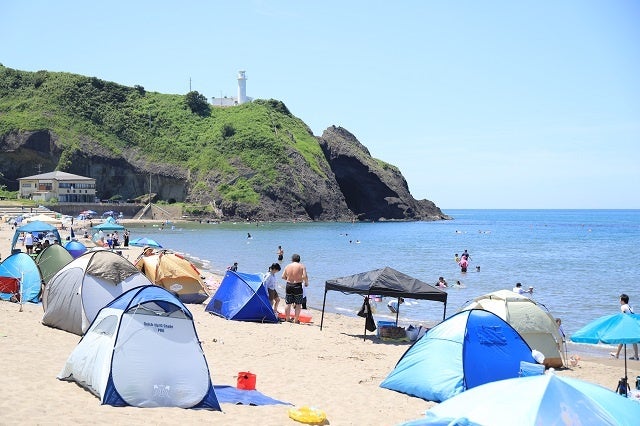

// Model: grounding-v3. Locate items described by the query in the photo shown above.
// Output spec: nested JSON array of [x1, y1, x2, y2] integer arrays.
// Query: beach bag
[[357, 297, 370, 317], [358, 297, 377, 332], [617, 377, 630, 396]]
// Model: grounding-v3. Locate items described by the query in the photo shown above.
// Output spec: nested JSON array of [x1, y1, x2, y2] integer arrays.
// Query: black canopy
[[320, 266, 447, 332]]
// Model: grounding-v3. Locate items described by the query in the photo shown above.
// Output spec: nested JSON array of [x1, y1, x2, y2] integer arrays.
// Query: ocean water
[[124, 209, 640, 336]]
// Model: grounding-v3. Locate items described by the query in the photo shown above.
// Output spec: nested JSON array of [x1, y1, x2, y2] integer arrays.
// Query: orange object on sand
[[277, 310, 313, 323], [237, 371, 256, 390]]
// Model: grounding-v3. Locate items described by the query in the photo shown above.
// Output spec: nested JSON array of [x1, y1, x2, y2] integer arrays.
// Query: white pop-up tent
[[42, 250, 152, 335], [58, 285, 220, 410]]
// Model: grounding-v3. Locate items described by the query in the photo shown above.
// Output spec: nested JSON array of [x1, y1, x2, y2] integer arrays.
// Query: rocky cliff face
[[319, 126, 450, 221], [1, 127, 449, 222], [0, 130, 189, 202]]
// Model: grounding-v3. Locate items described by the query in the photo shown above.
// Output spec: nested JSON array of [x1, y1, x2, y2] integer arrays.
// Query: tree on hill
[[185, 91, 210, 117]]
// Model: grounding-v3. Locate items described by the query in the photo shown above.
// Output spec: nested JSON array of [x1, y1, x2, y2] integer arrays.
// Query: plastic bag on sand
[[532, 349, 545, 364]]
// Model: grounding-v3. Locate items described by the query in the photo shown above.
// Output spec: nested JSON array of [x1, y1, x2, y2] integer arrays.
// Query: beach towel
[[213, 385, 291, 406]]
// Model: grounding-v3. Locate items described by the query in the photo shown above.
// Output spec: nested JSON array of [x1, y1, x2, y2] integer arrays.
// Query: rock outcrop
[[0, 127, 449, 222], [319, 126, 450, 221], [0, 130, 188, 203]]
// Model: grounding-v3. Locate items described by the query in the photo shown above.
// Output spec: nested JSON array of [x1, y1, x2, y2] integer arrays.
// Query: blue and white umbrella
[[404, 374, 640, 426], [129, 237, 163, 249]]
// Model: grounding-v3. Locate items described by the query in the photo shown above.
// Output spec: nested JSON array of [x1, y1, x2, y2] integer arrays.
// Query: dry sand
[[1, 220, 639, 425]]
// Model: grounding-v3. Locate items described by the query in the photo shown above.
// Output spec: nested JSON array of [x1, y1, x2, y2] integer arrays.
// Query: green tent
[[35, 244, 74, 285]]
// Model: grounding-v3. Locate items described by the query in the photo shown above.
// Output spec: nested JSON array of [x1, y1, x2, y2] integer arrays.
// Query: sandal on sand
[[294, 320, 301, 324], [629, 356, 639, 360], [610, 352, 619, 359]]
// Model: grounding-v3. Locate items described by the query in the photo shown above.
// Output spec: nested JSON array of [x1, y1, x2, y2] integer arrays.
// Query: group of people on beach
[[20, 232, 57, 255], [263, 250, 309, 323], [229, 244, 309, 324]]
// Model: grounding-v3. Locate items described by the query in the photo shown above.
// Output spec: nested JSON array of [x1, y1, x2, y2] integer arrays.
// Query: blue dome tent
[[205, 271, 278, 323], [380, 309, 537, 402], [0, 252, 43, 303], [64, 240, 88, 258]]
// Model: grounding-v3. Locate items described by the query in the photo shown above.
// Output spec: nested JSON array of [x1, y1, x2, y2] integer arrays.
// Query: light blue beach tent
[[380, 309, 537, 402], [0, 252, 43, 303], [58, 285, 221, 410], [205, 271, 278, 323]]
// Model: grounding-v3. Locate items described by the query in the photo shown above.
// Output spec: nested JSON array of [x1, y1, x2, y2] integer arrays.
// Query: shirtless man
[[281, 253, 309, 323]]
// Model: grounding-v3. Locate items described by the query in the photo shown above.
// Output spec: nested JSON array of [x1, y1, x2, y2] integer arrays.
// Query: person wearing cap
[[387, 298, 405, 313], [512, 282, 533, 295], [135, 246, 155, 262]]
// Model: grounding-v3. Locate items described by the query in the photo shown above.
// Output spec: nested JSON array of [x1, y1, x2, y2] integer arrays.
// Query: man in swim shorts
[[281, 253, 309, 323]]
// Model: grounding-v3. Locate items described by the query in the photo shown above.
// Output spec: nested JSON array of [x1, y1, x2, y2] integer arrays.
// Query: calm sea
[[124, 209, 640, 336]]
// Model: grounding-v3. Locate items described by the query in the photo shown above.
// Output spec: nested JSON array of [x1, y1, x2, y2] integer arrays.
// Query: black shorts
[[286, 283, 304, 305]]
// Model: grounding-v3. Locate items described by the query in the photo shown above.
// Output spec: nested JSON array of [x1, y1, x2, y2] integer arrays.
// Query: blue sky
[[1, 1, 638, 209]]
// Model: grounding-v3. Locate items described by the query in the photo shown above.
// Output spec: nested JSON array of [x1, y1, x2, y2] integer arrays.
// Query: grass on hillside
[[0, 65, 327, 205]]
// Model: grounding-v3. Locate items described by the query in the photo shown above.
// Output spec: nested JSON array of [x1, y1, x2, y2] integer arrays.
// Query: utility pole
[[147, 110, 153, 206]]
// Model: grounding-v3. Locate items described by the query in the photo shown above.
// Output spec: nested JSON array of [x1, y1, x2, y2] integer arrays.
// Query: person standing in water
[[281, 253, 309, 323], [277, 245, 284, 262], [459, 257, 468, 273]]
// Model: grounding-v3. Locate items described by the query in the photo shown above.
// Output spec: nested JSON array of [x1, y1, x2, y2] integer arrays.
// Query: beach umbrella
[[93, 222, 125, 231], [24, 214, 61, 225], [80, 210, 97, 215], [64, 240, 87, 258], [404, 374, 640, 426], [129, 237, 163, 248], [571, 313, 640, 387]]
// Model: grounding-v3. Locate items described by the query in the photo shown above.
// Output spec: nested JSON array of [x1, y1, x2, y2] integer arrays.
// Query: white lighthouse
[[237, 70, 248, 105], [211, 71, 252, 107]]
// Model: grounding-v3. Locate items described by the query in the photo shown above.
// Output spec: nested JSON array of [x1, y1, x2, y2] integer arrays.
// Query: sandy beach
[[1, 220, 639, 425]]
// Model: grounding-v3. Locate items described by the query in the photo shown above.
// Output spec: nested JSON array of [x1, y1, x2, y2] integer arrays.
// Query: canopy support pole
[[363, 317, 368, 341], [624, 344, 628, 387], [320, 288, 328, 330]]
